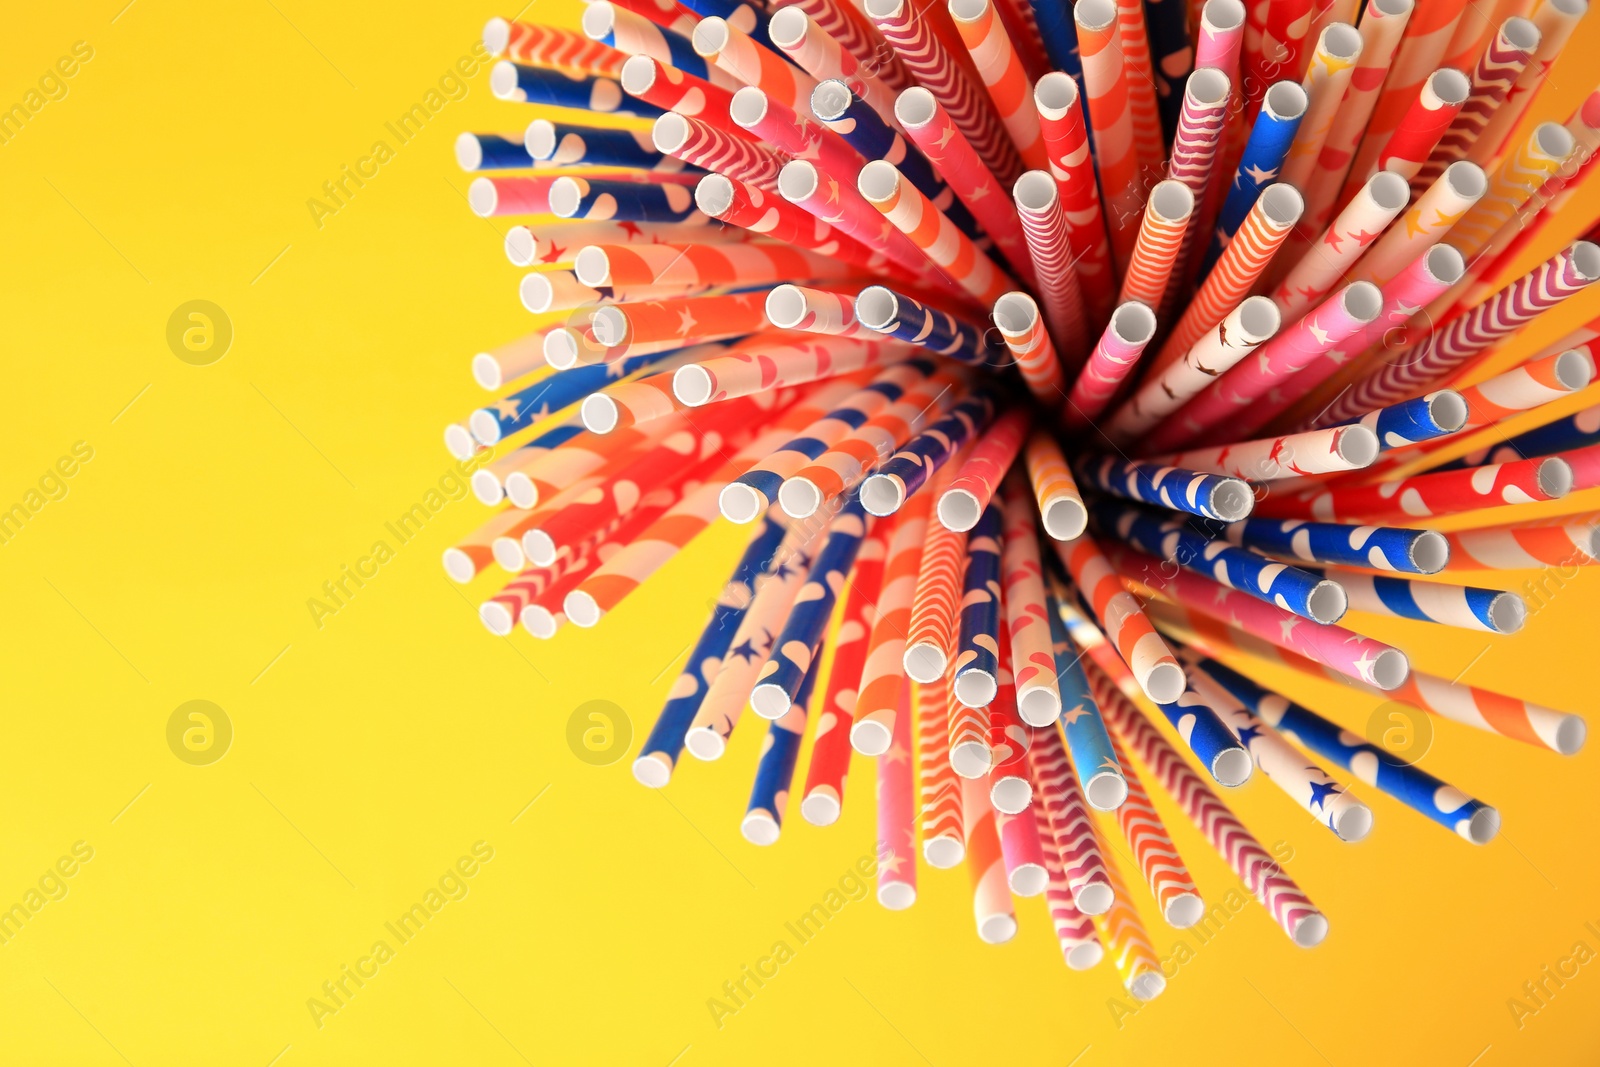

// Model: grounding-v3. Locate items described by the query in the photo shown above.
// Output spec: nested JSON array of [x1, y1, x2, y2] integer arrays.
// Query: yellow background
[[3, 1, 1600, 1063]]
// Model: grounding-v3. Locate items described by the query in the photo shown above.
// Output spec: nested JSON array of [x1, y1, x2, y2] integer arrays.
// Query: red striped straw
[[695, 174, 910, 280], [1114, 0, 1165, 183], [948, 0, 1049, 171], [917, 672, 966, 867], [862, 0, 1024, 183], [1117, 180, 1195, 309], [729, 86, 865, 180], [992, 292, 1067, 401], [1063, 302, 1159, 432], [1034, 73, 1118, 325], [1012, 171, 1089, 360], [1469, 0, 1588, 168], [1414, 16, 1539, 189], [583, 3, 745, 89], [485, 17, 631, 76], [858, 160, 1020, 305], [1075, 0, 1143, 272], [767, 6, 901, 125], [937, 407, 1031, 531], [895, 87, 1037, 288], [651, 112, 787, 190], [1159, 67, 1232, 315], [787, 0, 918, 92]]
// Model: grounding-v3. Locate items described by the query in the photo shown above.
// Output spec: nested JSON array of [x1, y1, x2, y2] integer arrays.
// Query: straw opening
[[938, 487, 983, 532], [454, 132, 484, 170], [1150, 181, 1194, 220], [620, 54, 656, 94], [1033, 72, 1078, 115], [1239, 295, 1280, 340], [691, 18, 729, 56], [992, 291, 1037, 333], [651, 112, 689, 154], [1187, 67, 1229, 105], [694, 173, 734, 217], [1083, 770, 1128, 811], [903, 642, 947, 683], [518, 271, 551, 310], [854, 286, 898, 330], [1367, 171, 1409, 212], [1013, 170, 1057, 212], [1323, 22, 1361, 60], [859, 473, 905, 516], [467, 177, 497, 216], [1503, 16, 1540, 50], [1425, 243, 1466, 284], [812, 80, 853, 121], [1144, 661, 1186, 704], [893, 86, 936, 127], [729, 86, 768, 128], [1410, 531, 1449, 573], [767, 6, 807, 47], [1555, 349, 1594, 389], [1539, 457, 1573, 498], [1307, 580, 1349, 625], [1264, 81, 1308, 121], [777, 160, 819, 201], [1114, 302, 1158, 344], [547, 176, 582, 217], [1202, 0, 1244, 31], [1075, 0, 1115, 31], [857, 160, 899, 203], [1259, 183, 1305, 225], [673, 364, 714, 406], [574, 246, 610, 286], [1428, 390, 1469, 433]]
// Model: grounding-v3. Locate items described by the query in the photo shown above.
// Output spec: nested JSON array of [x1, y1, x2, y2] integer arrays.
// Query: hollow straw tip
[[632, 753, 672, 788], [1466, 806, 1501, 844], [850, 718, 893, 755], [442, 548, 476, 583], [1007, 863, 1048, 897], [504, 472, 538, 510], [990, 776, 1032, 814], [878, 882, 917, 910], [948, 739, 994, 778], [1016, 686, 1062, 727], [470, 469, 503, 506], [685, 727, 728, 761], [1334, 803, 1374, 843], [923, 836, 965, 868], [563, 590, 603, 628], [741, 811, 781, 846], [1082, 769, 1129, 811], [1074, 881, 1113, 915], [494, 536, 525, 572], [454, 132, 484, 171], [800, 791, 842, 826], [749, 683, 794, 720], [479, 601, 514, 636], [718, 481, 766, 523], [1166, 892, 1205, 929], [1142, 662, 1187, 705], [902, 643, 948, 683], [953, 668, 998, 708], [1066, 941, 1104, 970], [859, 473, 907, 517], [1210, 746, 1253, 787], [1291, 912, 1330, 949]]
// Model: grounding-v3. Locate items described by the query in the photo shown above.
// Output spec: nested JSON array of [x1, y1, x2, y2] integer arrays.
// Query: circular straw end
[[1017, 686, 1061, 727], [1212, 747, 1253, 787], [741, 812, 780, 846], [1292, 912, 1330, 949], [977, 914, 1017, 944], [923, 836, 964, 869], [632, 754, 671, 788], [1145, 662, 1187, 705], [1467, 806, 1502, 844], [1335, 803, 1374, 843], [902, 643, 946, 684], [1083, 770, 1129, 811], [953, 668, 997, 708], [1066, 941, 1104, 970], [1008, 863, 1047, 897], [685, 728, 727, 762], [850, 719, 892, 756], [1166, 892, 1205, 929], [990, 776, 1032, 814], [949, 739, 993, 779], [478, 602, 513, 636], [777, 476, 822, 518], [1555, 714, 1587, 756], [800, 792, 841, 826], [878, 882, 916, 910], [749, 683, 792, 720], [1075, 882, 1113, 916], [719, 482, 763, 523]]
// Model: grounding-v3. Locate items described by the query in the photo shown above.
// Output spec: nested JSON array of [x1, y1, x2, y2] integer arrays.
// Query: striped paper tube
[[1444, 121, 1575, 264], [1024, 430, 1087, 541], [1470, 0, 1588, 168], [999, 476, 1063, 725], [1011, 171, 1089, 360], [583, 2, 741, 89], [904, 476, 969, 682], [1440, 513, 1600, 572], [1219, 516, 1449, 574], [742, 665, 819, 844], [1114, 0, 1164, 179], [1088, 661, 1329, 947], [1092, 844, 1166, 1000], [952, 503, 1005, 708], [986, 628, 1033, 812], [1106, 728, 1205, 927], [521, 120, 688, 172], [1308, 565, 1526, 634], [1033, 73, 1118, 324], [490, 61, 664, 116], [860, 393, 995, 516], [695, 176, 898, 276], [1075, 0, 1143, 271], [485, 18, 631, 76], [854, 286, 1000, 366], [767, 6, 900, 125], [1050, 533, 1186, 704], [992, 293, 1066, 401], [1063, 303, 1159, 433], [729, 86, 865, 180], [692, 17, 819, 112], [619, 55, 742, 136], [573, 241, 862, 293], [858, 160, 1019, 305], [1072, 453, 1257, 523], [785, 0, 916, 93], [850, 491, 933, 753], [1038, 801, 1103, 968], [948, 648, 994, 778], [1254, 452, 1574, 523], [764, 285, 878, 340], [948, 0, 1049, 170], [1278, 24, 1364, 195], [938, 408, 1031, 532], [1031, 721, 1115, 913], [1118, 181, 1196, 309], [1431, 398, 1600, 472], [919, 672, 967, 866], [1159, 67, 1233, 314], [1414, 18, 1540, 190], [1374, 68, 1473, 184], [668, 335, 908, 410], [1043, 591, 1127, 809]]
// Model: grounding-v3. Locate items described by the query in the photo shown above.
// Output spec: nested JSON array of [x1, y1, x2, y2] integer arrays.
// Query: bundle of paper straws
[[444, 0, 1600, 996]]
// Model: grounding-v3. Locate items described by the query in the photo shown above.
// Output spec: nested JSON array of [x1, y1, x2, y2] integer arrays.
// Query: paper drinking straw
[[778, 161, 962, 289], [1050, 534, 1186, 704], [1159, 67, 1233, 312], [1025, 0, 1082, 78], [918, 672, 967, 866], [652, 113, 786, 189], [812, 84, 998, 255], [749, 497, 870, 720], [1148, 665, 1255, 788], [619, 55, 741, 136], [490, 61, 665, 117], [1256, 452, 1573, 522], [851, 491, 933, 753], [1185, 665, 1374, 841], [987, 0, 1049, 82], [1031, 721, 1114, 913], [1118, 182, 1195, 309], [468, 419, 584, 508], [1091, 844, 1166, 1000], [863, 0, 1023, 183], [779, 373, 963, 517], [442, 508, 538, 585], [768, 6, 900, 126], [1038, 802, 1103, 968], [948, 657, 993, 777], [986, 630, 1033, 812], [1308, 564, 1526, 634], [1302, 0, 1415, 237], [470, 329, 553, 393], [1373, 67, 1474, 185], [457, 131, 537, 171], [991, 293, 1066, 401], [547, 175, 712, 225], [1075, 0, 1142, 271], [1106, 728, 1204, 927], [1011, 171, 1088, 359], [670, 335, 910, 409], [859, 393, 995, 516], [1340, 388, 1469, 456], [998, 477, 1063, 726], [1219, 516, 1449, 573], [1147, 282, 1384, 450], [583, 1, 742, 90], [575, 241, 863, 293], [1154, 602, 1586, 754], [1244, 0, 1316, 107], [953, 503, 1005, 707], [1111, 543, 1411, 691], [784, 0, 918, 94], [729, 86, 866, 181], [485, 17, 631, 76], [677, 0, 777, 49], [1062, 304, 1159, 433], [1432, 401, 1600, 471], [1087, 661, 1329, 947], [1437, 0, 1513, 71], [1192, 655, 1499, 842], [893, 88, 1037, 284], [948, 0, 1048, 171], [1072, 453, 1256, 522], [1091, 497, 1351, 624], [761, 284, 884, 342], [1278, 24, 1364, 200], [1349, 161, 1486, 288], [508, 217, 742, 271], [1043, 591, 1128, 809], [1023, 430, 1086, 541], [1447, 348, 1593, 435], [692, 17, 818, 113], [1160, 184, 1305, 374], [468, 348, 675, 445], [720, 360, 934, 522], [938, 408, 1030, 532], [1311, 242, 1600, 426], [684, 517, 829, 758], [996, 788, 1049, 895], [904, 495, 969, 683], [1440, 512, 1600, 571], [1470, 0, 1588, 167], [469, 174, 573, 218], [1108, 297, 1281, 446], [695, 176, 897, 275], [1338, 0, 1469, 201], [743, 665, 819, 845], [962, 776, 1018, 942], [877, 681, 919, 907], [1033, 74, 1118, 325], [1413, 18, 1540, 191], [858, 160, 1019, 305], [1271, 172, 1408, 318], [1111, 0, 1164, 181], [854, 285, 1001, 366], [1445, 122, 1575, 263], [587, 295, 769, 360], [605, 0, 702, 37], [494, 412, 664, 511]]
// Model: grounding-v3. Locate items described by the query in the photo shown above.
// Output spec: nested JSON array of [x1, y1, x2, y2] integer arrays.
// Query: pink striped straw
[[1064, 303, 1158, 433], [1146, 281, 1384, 450], [767, 6, 901, 126], [651, 112, 786, 191], [992, 292, 1067, 402], [1413, 16, 1539, 189], [1031, 722, 1114, 914], [1117, 180, 1195, 309], [1153, 184, 1304, 374], [1033, 73, 1118, 325], [1012, 171, 1089, 360], [894, 88, 1037, 288], [1469, 0, 1588, 168], [948, 0, 1049, 171], [863, 0, 1023, 182], [1160, 67, 1232, 315], [1075, 0, 1143, 273]]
